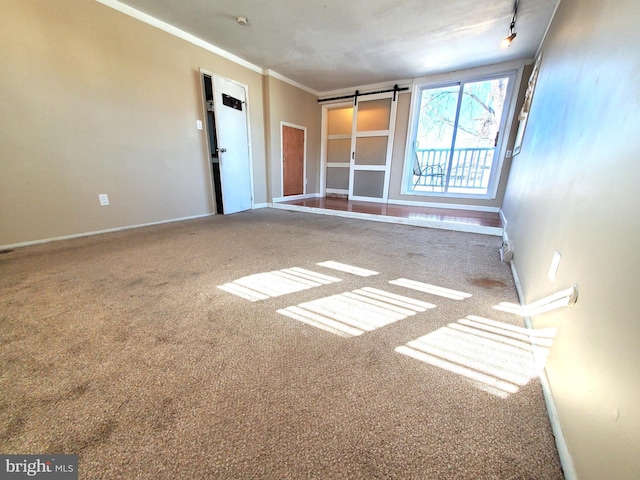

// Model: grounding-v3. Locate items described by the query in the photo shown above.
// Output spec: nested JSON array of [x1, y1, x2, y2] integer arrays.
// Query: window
[[404, 73, 516, 198]]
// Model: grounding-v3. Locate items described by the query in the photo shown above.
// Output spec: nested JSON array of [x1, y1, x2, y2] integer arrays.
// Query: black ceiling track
[[318, 84, 409, 105]]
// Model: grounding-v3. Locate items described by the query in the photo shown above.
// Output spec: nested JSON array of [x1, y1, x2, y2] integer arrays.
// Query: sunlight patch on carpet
[[389, 278, 472, 300], [316, 261, 379, 277], [278, 287, 435, 337], [395, 315, 556, 398], [218, 267, 341, 301]]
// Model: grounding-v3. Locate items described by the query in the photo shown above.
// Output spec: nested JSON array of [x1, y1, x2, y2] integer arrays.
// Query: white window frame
[[401, 67, 522, 200]]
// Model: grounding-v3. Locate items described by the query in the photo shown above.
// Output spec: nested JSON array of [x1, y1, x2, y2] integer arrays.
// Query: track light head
[[500, 1, 518, 49], [501, 31, 517, 49]]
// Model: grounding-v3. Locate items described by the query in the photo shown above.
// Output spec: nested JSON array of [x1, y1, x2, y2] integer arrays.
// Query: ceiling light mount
[[500, 1, 518, 49], [236, 16, 248, 26]]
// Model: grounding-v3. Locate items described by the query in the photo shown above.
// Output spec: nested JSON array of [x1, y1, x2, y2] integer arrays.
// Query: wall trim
[[1, 213, 215, 251], [270, 195, 501, 214], [272, 193, 321, 203], [325, 188, 349, 196], [265, 69, 320, 96], [94, 1, 330, 95], [535, 0, 563, 60], [499, 208, 508, 230], [270, 203, 502, 236], [95, 0, 263, 74], [252, 203, 270, 209], [387, 198, 500, 213], [509, 261, 578, 480], [412, 59, 526, 87]]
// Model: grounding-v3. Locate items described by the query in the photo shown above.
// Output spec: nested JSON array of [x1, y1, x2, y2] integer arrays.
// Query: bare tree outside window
[[411, 77, 510, 195]]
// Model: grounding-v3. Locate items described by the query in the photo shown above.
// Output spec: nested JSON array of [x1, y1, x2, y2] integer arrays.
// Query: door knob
[[217, 147, 227, 153]]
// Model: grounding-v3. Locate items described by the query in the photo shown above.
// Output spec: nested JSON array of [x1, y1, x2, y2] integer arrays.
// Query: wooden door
[[282, 125, 305, 196]]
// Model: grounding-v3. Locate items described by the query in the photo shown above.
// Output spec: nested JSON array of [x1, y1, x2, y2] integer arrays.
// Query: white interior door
[[349, 93, 397, 203], [213, 75, 252, 214]]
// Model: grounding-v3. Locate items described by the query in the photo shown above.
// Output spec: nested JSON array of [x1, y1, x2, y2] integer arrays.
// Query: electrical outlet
[[548, 251, 561, 282], [98, 194, 110, 206]]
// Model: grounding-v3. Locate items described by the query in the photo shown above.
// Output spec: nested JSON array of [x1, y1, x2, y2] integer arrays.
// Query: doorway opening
[[321, 93, 398, 204], [203, 74, 223, 214]]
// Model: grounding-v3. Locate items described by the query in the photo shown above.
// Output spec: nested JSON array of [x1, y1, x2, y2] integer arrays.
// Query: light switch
[[196, 120, 203, 130]]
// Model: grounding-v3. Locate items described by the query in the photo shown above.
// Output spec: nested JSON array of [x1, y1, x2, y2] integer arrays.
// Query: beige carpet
[[0, 208, 564, 479]]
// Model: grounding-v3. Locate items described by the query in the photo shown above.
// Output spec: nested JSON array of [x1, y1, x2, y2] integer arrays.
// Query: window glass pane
[[456, 79, 507, 149], [412, 85, 459, 192], [449, 78, 509, 194], [416, 85, 460, 149]]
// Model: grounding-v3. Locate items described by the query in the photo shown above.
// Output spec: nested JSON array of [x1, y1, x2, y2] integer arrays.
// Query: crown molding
[[95, 1, 413, 98], [95, 0, 263, 74], [264, 70, 320, 96]]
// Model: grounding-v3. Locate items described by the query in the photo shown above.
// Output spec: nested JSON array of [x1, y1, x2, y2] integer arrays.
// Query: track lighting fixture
[[501, 1, 518, 49]]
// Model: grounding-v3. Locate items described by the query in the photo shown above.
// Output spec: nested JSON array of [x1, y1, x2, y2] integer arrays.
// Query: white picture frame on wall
[[513, 54, 542, 156]]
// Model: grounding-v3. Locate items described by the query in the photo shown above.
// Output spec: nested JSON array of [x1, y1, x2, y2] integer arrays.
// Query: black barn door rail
[[318, 84, 409, 105]]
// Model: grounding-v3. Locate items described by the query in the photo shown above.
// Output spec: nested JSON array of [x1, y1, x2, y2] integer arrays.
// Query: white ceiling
[[116, 0, 559, 93]]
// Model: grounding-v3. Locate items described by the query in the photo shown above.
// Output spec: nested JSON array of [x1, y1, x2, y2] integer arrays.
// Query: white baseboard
[[325, 188, 348, 196], [271, 202, 502, 236], [510, 261, 577, 480], [1, 213, 215, 250], [387, 198, 500, 213], [499, 208, 508, 231], [272, 193, 321, 203], [252, 203, 270, 209]]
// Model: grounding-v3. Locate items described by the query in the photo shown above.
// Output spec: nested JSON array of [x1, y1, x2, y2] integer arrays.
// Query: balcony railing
[[412, 147, 494, 193]]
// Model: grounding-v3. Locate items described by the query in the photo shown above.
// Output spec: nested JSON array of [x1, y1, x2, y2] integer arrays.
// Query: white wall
[[501, 0, 640, 478]]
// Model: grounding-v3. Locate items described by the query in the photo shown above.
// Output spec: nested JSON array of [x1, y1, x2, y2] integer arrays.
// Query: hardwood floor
[[274, 197, 503, 235]]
